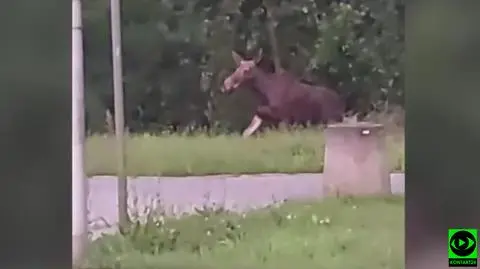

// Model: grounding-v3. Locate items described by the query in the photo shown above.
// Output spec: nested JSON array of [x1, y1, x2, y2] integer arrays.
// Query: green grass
[[86, 128, 404, 177], [84, 196, 404, 269]]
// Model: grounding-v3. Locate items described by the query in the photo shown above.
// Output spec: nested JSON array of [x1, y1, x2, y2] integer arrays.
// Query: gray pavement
[[87, 173, 404, 238]]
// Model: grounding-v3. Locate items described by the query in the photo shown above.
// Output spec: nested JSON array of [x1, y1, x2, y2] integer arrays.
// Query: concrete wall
[[87, 173, 404, 232]]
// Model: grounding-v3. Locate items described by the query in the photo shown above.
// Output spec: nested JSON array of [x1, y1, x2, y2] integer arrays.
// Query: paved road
[[87, 173, 404, 236]]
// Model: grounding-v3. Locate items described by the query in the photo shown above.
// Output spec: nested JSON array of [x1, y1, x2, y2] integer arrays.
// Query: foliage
[[84, 196, 404, 269], [82, 0, 404, 133], [85, 128, 404, 176], [309, 0, 404, 111]]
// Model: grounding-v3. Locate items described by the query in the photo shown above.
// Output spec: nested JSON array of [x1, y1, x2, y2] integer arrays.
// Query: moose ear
[[231, 51, 243, 65], [253, 48, 264, 64]]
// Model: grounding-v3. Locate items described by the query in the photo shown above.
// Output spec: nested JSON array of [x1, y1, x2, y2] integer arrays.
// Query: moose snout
[[221, 78, 234, 94], [220, 84, 229, 93], [220, 85, 230, 94]]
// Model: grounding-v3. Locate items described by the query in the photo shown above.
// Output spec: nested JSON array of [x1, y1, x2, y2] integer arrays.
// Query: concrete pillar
[[323, 123, 391, 196]]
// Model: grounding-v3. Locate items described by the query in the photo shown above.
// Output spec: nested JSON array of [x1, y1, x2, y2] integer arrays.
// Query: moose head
[[221, 49, 264, 93]]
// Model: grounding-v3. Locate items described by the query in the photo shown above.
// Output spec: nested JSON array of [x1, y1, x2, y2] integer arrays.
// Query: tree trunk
[[263, 4, 282, 74]]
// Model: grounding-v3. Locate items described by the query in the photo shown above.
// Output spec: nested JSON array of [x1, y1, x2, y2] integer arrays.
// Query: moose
[[221, 49, 347, 137]]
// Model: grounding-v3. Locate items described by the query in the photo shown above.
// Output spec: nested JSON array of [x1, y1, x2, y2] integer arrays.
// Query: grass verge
[[84, 196, 404, 269], [86, 128, 404, 176]]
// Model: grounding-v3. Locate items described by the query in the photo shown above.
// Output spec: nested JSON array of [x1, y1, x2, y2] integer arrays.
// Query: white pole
[[72, 0, 88, 266], [110, 0, 129, 226]]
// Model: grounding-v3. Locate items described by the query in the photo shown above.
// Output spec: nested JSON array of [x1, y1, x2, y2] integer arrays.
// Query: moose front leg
[[242, 106, 280, 138], [242, 115, 263, 138]]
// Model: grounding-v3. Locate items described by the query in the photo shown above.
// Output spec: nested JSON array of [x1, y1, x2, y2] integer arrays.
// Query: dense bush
[[83, 0, 404, 133]]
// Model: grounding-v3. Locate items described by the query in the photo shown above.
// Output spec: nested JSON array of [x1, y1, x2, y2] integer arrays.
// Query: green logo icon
[[448, 228, 478, 267]]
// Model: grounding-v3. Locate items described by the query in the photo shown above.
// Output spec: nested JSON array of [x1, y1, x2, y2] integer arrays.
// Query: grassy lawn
[[83, 196, 404, 269], [86, 128, 404, 176]]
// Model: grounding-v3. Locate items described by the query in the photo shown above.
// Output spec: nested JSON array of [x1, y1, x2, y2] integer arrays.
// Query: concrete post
[[72, 0, 88, 266], [323, 122, 391, 196]]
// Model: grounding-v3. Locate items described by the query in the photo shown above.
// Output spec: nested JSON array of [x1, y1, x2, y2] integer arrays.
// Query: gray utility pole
[[72, 0, 88, 266], [110, 0, 129, 226]]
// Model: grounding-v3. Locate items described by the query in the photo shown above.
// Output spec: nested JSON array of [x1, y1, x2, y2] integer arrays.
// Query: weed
[[83, 196, 404, 269]]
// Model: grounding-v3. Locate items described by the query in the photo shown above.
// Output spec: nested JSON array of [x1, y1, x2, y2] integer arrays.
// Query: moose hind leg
[[242, 115, 263, 138]]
